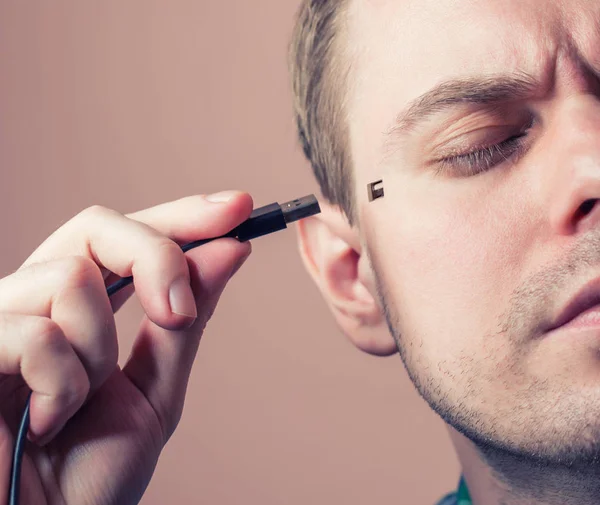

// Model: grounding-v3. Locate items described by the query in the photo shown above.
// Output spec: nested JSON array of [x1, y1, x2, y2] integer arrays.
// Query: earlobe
[[296, 204, 397, 357]]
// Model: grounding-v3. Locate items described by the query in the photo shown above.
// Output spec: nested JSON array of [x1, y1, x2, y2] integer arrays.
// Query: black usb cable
[[8, 195, 321, 505]]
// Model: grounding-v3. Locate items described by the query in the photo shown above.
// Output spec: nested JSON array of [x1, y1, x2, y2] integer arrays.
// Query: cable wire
[[8, 391, 31, 505]]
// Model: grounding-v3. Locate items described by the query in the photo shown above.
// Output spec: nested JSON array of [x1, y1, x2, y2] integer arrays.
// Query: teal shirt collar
[[457, 476, 472, 504]]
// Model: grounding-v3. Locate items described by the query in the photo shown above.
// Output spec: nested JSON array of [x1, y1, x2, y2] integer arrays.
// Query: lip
[[547, 278, 600, 332]]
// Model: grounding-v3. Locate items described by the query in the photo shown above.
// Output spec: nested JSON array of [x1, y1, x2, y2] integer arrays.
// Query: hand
[[0, 191, 253, 504]]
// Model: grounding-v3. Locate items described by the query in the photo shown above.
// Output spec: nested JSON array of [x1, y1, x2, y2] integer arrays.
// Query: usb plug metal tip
[[280, 195, 321, 223]]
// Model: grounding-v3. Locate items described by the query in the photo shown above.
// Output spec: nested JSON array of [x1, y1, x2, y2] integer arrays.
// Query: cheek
[[370, 176, 533, 362]]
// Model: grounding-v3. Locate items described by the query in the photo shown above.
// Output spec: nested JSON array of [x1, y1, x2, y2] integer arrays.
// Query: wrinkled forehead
[[344, 0, 600, 192], [346, 0, 600, 93]]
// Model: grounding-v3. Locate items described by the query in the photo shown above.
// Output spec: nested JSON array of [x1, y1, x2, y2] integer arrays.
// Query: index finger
[[23, 191, 253, 268], [21, 191, 253, 330], [125, 191, 254, 244]]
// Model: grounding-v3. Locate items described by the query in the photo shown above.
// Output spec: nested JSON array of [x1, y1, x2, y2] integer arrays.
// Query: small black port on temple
[[281, 194, 321, 223], [368, 180, 384, 201]]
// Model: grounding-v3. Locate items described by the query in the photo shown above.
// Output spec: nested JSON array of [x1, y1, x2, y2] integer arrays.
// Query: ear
[[296, 202, 397, 356]]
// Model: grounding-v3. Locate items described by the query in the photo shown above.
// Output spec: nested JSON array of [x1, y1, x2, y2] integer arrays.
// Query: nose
[[547, 95, 600, 235]]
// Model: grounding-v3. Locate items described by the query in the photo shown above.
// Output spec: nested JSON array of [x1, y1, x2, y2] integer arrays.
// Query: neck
[[449, 426, 600, 505]]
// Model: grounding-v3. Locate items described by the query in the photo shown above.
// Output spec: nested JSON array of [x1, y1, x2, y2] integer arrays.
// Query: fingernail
[[29, 426, 54, 447], [33, 431, 52, 447], [169, 277, 198, 318], [205, 190, 240, 203]]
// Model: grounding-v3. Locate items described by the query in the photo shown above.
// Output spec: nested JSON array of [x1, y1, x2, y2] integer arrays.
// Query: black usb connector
[[234, 194, 320, 241]]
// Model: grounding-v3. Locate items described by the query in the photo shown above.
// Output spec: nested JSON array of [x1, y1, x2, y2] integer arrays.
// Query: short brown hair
[[289, 0, 355, 225]]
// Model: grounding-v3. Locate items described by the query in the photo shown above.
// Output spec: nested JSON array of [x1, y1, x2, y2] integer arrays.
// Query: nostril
[[576, 199, 599, 220]]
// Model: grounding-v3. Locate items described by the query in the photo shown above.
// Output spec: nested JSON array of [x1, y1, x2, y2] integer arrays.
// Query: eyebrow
[[385, 73, 540, 137]]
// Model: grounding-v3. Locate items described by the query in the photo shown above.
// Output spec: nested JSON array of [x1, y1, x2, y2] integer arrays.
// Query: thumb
[[122, 237, 251, 440]]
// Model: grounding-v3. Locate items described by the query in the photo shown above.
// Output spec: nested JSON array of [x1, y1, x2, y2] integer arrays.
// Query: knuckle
[[58, 256, 101, 289], [78, 204, 110, 221], [91, 340, 119, 382], [156, 239, 187, 268], [33, 318, 65, 350], [55, 370, 90, 410], [186, 194, 208, 206], [68, 370, 91, 404], [73, 205, 120, 232], [179, 195, 213, 221], [24, 318, 91, 407]]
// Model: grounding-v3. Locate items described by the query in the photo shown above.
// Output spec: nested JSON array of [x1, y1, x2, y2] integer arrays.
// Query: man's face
[[348, 0, 600, 462]]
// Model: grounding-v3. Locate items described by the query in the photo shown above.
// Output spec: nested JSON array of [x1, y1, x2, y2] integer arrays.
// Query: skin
[[297, 0, 600, 503], [0, 191, 253, 504]]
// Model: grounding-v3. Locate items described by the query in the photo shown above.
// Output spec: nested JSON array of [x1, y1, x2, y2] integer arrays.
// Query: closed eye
[[435, 119, 534, 177]]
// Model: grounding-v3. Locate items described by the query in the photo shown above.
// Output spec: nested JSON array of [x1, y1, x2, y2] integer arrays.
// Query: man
[[1, 0, 600, 504], [289, 0, 600, 504]]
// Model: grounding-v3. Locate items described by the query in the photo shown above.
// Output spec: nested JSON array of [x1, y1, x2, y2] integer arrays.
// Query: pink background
[[0, 2, 459, 503]]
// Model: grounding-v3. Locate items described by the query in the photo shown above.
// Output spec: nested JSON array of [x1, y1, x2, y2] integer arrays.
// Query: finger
[[0, 313, 89, 445], [25, 206, 197, 330], [103, 191, 252, 312], [0, 257, 118, 404], [20, 191, 253, 331], [125, 191, 254, 244], [123, 237, 251, 440]]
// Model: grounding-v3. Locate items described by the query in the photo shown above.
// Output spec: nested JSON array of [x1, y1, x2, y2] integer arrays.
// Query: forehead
[[347, 0, 578, 73], [344, 0, 600, 182]]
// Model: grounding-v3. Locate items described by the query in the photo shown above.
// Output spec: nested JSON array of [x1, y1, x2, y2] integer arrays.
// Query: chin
[[456, 399, 600, 467]]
